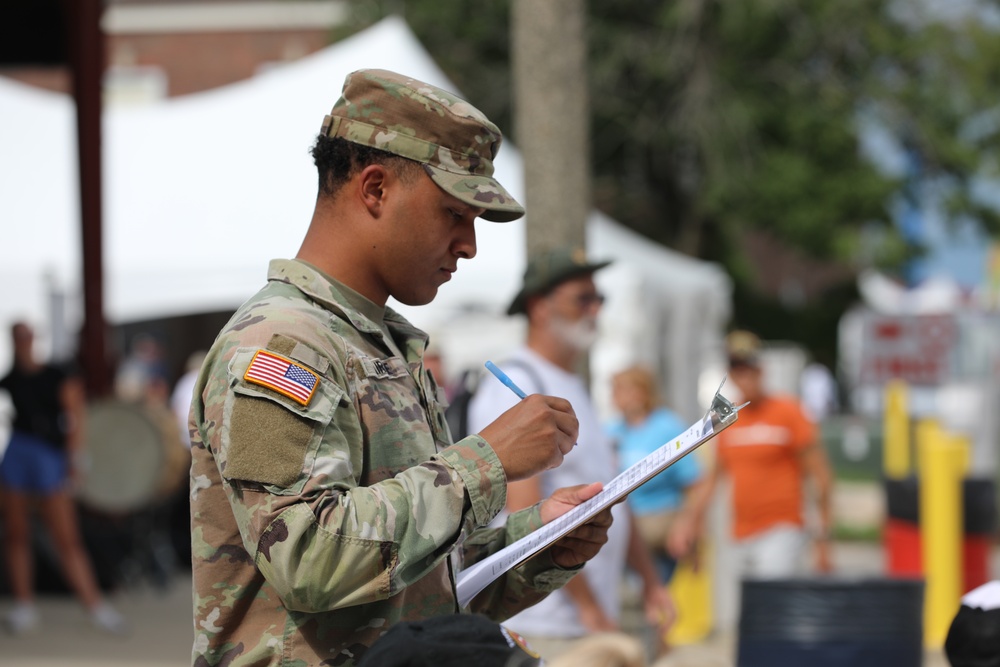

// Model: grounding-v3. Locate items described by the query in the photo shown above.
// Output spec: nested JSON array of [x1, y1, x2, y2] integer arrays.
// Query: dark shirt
[[0, 364, 69, 447]]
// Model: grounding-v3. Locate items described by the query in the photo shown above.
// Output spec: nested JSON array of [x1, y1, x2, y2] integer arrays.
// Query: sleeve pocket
[[224, 391, 318, 487], [220, 348, 345, 491]]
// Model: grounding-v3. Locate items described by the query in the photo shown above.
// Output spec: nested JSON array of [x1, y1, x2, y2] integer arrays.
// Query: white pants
[[733, 523, 806, 579]]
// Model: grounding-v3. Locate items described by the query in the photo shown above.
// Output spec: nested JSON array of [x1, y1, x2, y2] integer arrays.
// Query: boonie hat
[[356, 613, 541, 667], [726, 329, 762, 367], [507, 247, 611, 315], [321, 69, 524, 223]]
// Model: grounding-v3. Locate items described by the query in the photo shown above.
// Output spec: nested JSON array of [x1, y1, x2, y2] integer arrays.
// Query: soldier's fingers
[[551, 538, 604, 565], [563, 521, 612, 545], [542, 395, 575, 415], [582, 508, 614, 529], [544, 448, 566, 471], [553, 408, 579, 436]]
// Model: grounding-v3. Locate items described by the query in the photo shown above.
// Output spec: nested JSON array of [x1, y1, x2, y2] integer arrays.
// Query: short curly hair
[[310, 134, 422, 198]]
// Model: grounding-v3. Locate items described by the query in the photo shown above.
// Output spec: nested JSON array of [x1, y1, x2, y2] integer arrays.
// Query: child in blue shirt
[[607, 366, 703, 582]]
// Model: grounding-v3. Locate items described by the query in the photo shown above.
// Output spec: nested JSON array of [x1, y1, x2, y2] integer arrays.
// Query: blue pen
[[485, 361, 577, 447], [485, 360, 527, 399]]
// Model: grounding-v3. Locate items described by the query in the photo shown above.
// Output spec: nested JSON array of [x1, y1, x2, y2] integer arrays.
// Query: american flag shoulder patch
[[243, 350, 319, 406]]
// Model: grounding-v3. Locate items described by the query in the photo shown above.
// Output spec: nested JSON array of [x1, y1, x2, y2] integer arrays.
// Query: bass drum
[[78, 399, 189, 514]]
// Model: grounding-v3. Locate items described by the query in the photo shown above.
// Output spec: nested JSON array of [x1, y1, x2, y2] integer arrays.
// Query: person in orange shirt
[[678, 330, 833, 578]]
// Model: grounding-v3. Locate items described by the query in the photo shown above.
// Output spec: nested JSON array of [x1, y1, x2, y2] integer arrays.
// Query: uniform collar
[[267, 259, 386, 333], [266, 259, 429, 355]]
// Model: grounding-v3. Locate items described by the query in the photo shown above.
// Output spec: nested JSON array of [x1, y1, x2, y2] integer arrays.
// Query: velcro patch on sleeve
[[244, 350, 319, 406], [225, 395, 313, 487]]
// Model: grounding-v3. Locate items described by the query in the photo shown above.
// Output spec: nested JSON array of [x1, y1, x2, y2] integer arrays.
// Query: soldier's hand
[[478, 394, 578, 481], [539, 482, 613, 569]]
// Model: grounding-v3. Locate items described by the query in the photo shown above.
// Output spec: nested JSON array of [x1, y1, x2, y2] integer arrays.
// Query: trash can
[[737, 578, 924, 667]]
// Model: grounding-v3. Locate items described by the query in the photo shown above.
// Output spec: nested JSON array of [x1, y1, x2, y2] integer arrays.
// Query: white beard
[[551, 315, 599, 352]]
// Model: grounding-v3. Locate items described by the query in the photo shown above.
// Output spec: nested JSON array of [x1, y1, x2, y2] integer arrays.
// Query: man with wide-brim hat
[[506, 247, 611, 315], [468, 247, 674, 661]]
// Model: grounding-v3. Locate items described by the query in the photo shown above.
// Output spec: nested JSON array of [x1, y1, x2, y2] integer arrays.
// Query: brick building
[[2, 0, 348, 101]]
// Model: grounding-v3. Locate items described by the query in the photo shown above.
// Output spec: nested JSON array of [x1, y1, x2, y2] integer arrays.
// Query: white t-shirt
[[171, 369, 199, 449], [799, 362, 838, 422], [466, 346, 630, 638]]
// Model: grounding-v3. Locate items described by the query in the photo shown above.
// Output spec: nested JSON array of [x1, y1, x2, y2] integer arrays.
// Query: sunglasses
[[574, 292, 606, 308]]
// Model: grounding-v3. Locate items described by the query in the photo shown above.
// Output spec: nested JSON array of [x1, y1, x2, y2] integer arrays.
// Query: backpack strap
[[444, 358, 548, 443], [495, 358, 546, 397]]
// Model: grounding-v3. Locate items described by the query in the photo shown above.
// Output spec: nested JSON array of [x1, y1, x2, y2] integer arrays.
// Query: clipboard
[[456, 381, 744, 608]]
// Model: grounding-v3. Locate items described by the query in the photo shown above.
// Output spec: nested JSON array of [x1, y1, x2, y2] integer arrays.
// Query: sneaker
[[90, 601, 129, 636], [5, 602, 40, 635]]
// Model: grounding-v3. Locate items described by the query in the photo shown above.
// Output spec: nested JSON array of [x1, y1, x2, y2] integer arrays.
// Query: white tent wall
[[589, 210, 732, 422], [0, 16, 731, 421], [1, 78, 81, 365]]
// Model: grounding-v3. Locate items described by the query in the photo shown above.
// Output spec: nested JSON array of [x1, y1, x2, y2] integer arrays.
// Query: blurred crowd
[[0, 253, 993, 667], [0, 321, 203, 638], [0, 255, 842, 665]]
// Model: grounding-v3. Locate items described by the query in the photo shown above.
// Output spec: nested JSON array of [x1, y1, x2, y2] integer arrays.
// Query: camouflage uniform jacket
[[190, 259, 577, 667]]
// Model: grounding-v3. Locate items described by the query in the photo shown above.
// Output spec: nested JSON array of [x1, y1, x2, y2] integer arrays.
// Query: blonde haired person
[[607, 366, 705, 584]]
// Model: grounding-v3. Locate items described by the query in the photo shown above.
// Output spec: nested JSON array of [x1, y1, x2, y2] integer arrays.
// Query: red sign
[[859, 314, 957, 386]]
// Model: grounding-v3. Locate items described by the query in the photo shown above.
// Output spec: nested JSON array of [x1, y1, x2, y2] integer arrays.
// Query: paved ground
[[0, 538, 964, 667], [0, 576, 192, 667], [655, 628, 949, 667]]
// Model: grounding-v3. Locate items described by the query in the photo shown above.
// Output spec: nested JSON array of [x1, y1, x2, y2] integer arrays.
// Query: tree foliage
[[338, 0, 1000, 283]]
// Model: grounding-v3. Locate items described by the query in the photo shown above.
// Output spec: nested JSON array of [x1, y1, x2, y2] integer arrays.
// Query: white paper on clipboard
[[456, 384, 744, 608]]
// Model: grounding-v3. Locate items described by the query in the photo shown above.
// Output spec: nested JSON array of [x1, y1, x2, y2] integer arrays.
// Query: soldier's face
[[378, 172, 483, 306]]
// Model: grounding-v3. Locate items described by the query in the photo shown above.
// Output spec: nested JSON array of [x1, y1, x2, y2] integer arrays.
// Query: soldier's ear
[[357, 165, 389, 218]]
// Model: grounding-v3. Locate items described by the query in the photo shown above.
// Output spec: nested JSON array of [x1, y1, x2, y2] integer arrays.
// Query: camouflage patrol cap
[[507, 247, 611, 315], [321, 69, 524, 222]]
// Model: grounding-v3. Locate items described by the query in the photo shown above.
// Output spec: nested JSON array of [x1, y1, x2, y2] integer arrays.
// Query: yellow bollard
[[666, 542, 713, 645], [918, 420, 969, 648], [883, 380, 911, 479]]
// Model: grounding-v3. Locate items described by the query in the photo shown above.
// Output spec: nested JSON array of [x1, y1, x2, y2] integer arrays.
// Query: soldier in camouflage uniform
[[190, 69, 616, 667]]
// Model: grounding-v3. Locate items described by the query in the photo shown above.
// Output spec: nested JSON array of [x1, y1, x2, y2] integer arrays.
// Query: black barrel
[[885, 475, 919, 524], [885, 476, 998, 533], [963, 478, 997, 536], [737, 578, 924, 667]]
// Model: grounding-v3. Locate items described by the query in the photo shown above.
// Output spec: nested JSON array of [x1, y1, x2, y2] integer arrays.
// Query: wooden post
[[66, 0, 110, 396]]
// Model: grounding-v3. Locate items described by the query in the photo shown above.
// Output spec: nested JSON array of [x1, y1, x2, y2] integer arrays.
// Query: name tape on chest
[[244, 350, 319, 406]]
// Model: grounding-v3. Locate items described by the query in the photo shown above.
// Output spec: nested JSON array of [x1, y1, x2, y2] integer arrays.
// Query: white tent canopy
[[1, 16, 730, 420]]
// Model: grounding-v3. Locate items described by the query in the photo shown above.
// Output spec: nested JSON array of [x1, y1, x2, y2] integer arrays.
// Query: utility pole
[[511, 0, 590, 256]]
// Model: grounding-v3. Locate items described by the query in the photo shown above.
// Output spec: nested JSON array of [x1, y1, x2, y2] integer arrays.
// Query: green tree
[[337, 0, 1000, 349]]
